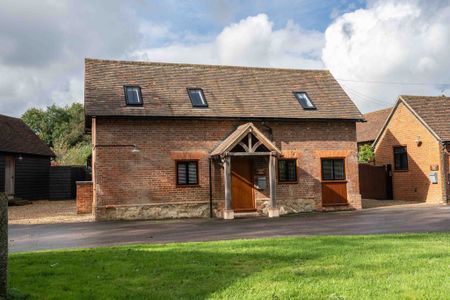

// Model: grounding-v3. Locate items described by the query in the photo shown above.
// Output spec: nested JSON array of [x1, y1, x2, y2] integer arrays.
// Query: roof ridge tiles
[[85, 58, 331, 74]]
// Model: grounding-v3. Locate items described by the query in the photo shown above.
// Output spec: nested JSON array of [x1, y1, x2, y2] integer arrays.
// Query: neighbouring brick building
[[84, 58, 364, 220], [373, 95, 450, 204]]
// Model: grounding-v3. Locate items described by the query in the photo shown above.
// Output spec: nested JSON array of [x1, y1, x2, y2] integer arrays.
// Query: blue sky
[[133, 0, 366, 34], [0, 0, 449, 116]]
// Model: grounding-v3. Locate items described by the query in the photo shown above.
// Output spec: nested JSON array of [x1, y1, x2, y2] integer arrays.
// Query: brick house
[[84, 58, 364, 220], [373, 95, 450, 203]]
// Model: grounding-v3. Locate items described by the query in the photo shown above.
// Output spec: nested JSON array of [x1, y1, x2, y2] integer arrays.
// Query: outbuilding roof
[[356, 107, 392, 143], [84, 58, 363, 122], [0, 114, 55, 157]]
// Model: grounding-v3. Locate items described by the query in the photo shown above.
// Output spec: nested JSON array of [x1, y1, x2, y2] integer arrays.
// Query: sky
[[1, 0, 450, 117]]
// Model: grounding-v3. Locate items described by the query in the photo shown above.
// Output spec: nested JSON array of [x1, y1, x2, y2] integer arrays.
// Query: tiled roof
[[400, 95, 450, 142], [356, 107, 392, 143], [84, 59, 363, 121], [0, 114, 55, 157]]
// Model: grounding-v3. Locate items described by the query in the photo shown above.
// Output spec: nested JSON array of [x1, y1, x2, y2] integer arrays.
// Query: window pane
[[295, 92, 315, 109], [287, 160, 296, 181], [333, 159, 345, 180], [279, 160, 287, 181], [394, 147, 406, 155], [189, 89, 207, 107], [126, 87, 141, 104], [401, 154, 408, 170], [279, 160, 297, 182], [394, 153, 401, 169], [322, 159, 333, 180], [394, 147, 408, 170], [188, 162, 198, 184], [177, 163, 187, 185]]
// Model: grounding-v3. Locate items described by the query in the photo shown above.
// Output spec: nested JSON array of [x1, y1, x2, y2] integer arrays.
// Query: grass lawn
[[9, 233, 450, 299]]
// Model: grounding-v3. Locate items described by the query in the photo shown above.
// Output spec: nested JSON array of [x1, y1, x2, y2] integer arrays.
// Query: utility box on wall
[[429, 171, 438, 184], [255, 176, 266, 190]]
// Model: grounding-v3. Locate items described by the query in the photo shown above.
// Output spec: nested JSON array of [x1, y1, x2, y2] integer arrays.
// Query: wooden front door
[[5, 156, 15, 198], [231, 157, 255, 211]]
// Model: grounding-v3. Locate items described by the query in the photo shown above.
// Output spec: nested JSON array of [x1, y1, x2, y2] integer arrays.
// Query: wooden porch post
[[268, 153, 280, 217], [223, 155, 234, 219]]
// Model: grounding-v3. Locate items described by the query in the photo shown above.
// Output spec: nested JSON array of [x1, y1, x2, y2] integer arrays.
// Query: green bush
[[22, 103, 91, 165], [358, 144, 374, 163]]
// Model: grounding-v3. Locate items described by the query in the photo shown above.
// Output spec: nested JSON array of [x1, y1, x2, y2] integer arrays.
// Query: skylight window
[[187, 88, 208, 107], [294, 92, 316, 109], [124, 86, 143, 106]]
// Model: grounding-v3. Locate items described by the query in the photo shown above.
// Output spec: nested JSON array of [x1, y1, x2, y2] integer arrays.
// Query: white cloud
[[0, 0, 141, 116], [3, 1, 450, 117], [322, 0, 450, 112], [132, 14, 324, 69]]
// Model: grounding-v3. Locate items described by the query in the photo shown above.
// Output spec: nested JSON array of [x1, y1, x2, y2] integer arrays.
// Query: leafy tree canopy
[[358, 144, 375, 163], [22, 103, 90, 165]]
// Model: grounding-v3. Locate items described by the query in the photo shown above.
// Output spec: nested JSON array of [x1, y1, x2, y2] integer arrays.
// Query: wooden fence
[[359, 164, 392, 200], [49, 166, 89, 200]]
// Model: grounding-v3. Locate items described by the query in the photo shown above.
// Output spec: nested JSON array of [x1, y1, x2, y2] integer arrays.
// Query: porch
[[210, 123, 282, 219]]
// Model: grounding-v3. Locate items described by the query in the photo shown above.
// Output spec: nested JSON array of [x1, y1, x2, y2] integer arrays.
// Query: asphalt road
[[9, 205, 450, 252]]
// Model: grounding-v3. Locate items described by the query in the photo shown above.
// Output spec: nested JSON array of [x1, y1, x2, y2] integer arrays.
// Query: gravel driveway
[[9, 200, 94, 225]]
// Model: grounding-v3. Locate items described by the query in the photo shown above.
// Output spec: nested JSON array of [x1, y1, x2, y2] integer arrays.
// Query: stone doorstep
[[233, 211, 262, 219]]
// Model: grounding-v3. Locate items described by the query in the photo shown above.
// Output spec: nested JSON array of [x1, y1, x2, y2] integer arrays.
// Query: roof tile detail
[[400, 95, 450, 142], [356, 107, 392, 143]]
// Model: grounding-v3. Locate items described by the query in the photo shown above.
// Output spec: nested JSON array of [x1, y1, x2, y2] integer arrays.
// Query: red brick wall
[[76, 181, 93, 214], [374, 102, 444, 203], [445, 146, 450, 202], [93, 119, 361, 219]]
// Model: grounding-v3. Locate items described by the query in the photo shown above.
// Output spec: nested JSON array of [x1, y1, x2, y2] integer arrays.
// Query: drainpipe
[[442, 143, 449, 204], [208, 157, 213, 218], [261, 121, 273, 141]]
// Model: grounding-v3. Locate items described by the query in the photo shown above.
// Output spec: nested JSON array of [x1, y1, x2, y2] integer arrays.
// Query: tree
[[358, 144, 375, 163], [22, 103, 91, 165]]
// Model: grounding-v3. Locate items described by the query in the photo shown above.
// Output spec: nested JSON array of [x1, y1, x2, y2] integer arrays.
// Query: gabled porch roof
[[210, 122, 282, 157]]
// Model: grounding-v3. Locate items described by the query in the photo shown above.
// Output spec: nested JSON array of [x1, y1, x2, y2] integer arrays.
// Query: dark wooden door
[[4, 156, 15, 198], [359, 164, 388, 199], [231, 157, 255, 211], [322, 181, 348, 206]]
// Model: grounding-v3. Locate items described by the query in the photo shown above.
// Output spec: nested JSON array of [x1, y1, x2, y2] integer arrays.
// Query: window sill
[[176, 184, 201, 188], [321, 180, 348, 183], [277, 181, 298, 185]]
